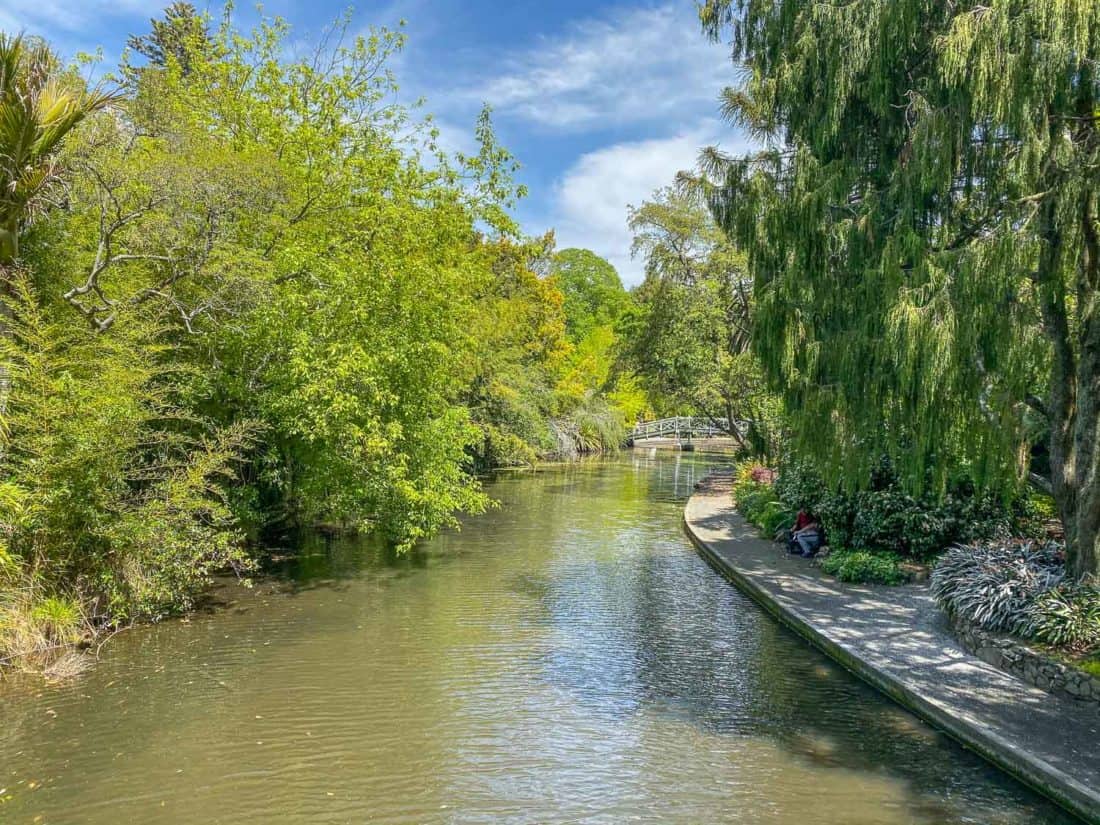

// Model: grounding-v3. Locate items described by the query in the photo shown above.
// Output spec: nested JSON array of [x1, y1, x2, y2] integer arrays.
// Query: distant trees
[[700, 0, 1100, 578], [125, 2, 212, 74], [547, 248, 644, 457], [622, 182, 779, 456], [551, 248, 630, 342]]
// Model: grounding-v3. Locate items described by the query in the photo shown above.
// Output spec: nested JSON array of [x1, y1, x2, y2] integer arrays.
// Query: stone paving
[[684, 473, 1100, 824]]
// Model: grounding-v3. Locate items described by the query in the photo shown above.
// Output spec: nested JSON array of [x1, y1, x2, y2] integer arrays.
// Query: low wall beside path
[[950, 614, 1100, 707], [683, 471, 1100, 825]]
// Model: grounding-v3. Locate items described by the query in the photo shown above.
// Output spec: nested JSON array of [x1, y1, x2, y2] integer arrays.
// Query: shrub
[[749, 466, 777, 484], [760, 500, 795, 536], [730, 461, 790, 536], [0, 584, 89, 670], [1026, 586, 1100, 653], [774, 460, 1012, 559], [1011, 490, 1061, 540], [548, 396, 626, 460], [932, 541, 1065, 634], [933, 541, 1099, 654], [737, 486, 776, 525], [0, 282, 258, 626], [820, 549, 905, 585], [772, 459, 828, 511]]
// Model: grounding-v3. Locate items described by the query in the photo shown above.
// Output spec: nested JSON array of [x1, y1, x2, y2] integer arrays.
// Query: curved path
[[684, 472, 1100, 825]]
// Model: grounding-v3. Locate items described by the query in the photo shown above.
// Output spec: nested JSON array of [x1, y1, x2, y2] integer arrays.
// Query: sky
[[5, 0, 751, 285]]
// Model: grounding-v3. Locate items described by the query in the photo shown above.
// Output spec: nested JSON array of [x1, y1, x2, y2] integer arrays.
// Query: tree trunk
[[1067, 188, 1100, 579], [1036, 180, 1083, 577], [0, 220, 17, 265], [1041, 184, 1100, 580]]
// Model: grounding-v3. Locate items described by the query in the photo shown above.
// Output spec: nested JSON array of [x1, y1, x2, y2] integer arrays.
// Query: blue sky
[[4, 1, 751, 285]]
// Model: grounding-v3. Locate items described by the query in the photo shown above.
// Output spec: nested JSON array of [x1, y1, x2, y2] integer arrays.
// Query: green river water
[[0, 453, 1078, 824]]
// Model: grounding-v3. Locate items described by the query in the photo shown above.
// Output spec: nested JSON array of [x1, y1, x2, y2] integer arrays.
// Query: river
[[0, 453, 1077, 823]]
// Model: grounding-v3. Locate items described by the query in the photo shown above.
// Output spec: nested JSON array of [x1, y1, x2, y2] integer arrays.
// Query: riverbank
[[684, 472, 1100, 825]]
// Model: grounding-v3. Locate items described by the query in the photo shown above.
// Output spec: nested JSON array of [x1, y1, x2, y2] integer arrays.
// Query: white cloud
[[3, 0, 167, 35], [467, 3, 730, 130], [544, 121, 750, 287]]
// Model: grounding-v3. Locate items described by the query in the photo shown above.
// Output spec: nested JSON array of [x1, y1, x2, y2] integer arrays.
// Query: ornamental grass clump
[[934, 543, 1100, 654], [1026, 586, 1100, 653], [932, 542, 1064, 634]]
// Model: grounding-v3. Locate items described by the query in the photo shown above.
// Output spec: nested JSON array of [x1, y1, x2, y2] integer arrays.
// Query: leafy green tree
[[701, 0, 1099, 577], [548, 248, 641, 448], [0, 272, 254, 620], [94, 11, 519, 544], [623, 182, 779, 455], [462, 235, 570, 468], [550, 248, 629, 342]]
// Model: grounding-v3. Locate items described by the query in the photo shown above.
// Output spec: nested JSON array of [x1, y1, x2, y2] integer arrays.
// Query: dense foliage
[[0, 7, 635, 667], [729, 461, 906, 584], [819, 550, 905, 587], [700, 0, 1100, 579], [933, 543, 1099, 653], [730, 455, 1040, 585], [620, 182, 780, 456], [730, 462, 792, 537], [773, 461, 1013, 560]]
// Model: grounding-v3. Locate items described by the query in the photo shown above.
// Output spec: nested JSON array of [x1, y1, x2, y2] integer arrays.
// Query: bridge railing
[[630, 417, 746, 441]]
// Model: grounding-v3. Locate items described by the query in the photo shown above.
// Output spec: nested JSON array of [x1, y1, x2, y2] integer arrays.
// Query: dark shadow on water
[[247, 528, 441, 597]]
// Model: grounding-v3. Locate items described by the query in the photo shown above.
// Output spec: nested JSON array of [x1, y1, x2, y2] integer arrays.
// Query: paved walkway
[[684, 473, 1100, 824]]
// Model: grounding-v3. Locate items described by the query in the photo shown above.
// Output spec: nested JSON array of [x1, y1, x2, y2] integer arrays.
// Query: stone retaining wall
[[950, 615, 1100, 709]]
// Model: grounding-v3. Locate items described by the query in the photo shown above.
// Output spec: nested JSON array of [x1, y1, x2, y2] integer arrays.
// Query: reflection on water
[[0, 453, 1077, 824]]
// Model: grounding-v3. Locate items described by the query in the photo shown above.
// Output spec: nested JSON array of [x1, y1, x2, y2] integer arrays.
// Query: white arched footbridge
[[630, 417, 746, 446]]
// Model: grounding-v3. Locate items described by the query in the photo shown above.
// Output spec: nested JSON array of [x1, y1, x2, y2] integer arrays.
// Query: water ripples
[[0, 455, 1077, 824]]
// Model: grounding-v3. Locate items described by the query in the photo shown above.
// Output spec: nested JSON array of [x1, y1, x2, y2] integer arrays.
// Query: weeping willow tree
[[700, 1, 1100, 578]]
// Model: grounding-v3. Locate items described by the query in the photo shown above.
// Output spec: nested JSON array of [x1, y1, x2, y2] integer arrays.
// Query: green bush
[[738, 486, 775, 525], [0, 280, 256, 623], [760, 500, 795, 536], [774, 459, 1012, 559], [772, 459, 828, 511], [730, 462, 788, 536], [29, 596, 83, 644], [820, 549, 905, 585], [1027, 586, 1100, 653], [1012, 490, 1060, 539]]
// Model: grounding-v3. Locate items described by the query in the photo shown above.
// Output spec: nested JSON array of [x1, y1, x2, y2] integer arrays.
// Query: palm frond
[[0, 33, 24, 100], [0, 37, 119, 243]]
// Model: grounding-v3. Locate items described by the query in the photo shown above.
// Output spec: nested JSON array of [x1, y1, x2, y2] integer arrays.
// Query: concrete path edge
[[683, 487, 1100, 825]]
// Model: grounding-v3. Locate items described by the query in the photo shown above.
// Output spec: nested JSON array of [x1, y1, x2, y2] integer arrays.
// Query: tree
[[550, 248, 629, 342], [461, 235, 571, 468], [125, 3, 212, 75], [623, 182, 779, 455], [700, 0, 1100, 578], [0, 34, 115, 266], [548, 248, 640, 451]]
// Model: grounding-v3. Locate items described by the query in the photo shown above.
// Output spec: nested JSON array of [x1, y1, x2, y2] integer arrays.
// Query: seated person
[[788, 509, 823, 558]]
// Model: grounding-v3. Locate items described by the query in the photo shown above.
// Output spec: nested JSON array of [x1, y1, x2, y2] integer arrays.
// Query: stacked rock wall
[[950, 615, 1100, 710]]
